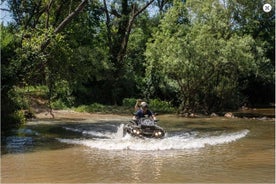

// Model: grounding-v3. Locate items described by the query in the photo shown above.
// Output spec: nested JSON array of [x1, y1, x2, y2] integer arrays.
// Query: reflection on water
[[1, 114, 275, 183], [4, 136, 33, 153], [84, 150, 166, 182]]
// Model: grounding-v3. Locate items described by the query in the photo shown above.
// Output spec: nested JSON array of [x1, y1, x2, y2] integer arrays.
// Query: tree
[[145, 0, 270, 113], [1, 24, 24, 132], [1, 0, 90, 121], [226, 0, 275, 106], [101, 0, 155, 104]]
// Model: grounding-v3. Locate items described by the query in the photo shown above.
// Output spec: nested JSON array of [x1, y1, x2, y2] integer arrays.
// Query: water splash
[[63, 126, 117, 138], [58, 124, 249, 151]]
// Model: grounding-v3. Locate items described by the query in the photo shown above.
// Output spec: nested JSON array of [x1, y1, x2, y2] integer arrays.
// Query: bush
[[74, 103, 105, 113], [8, 87, 29, 110], [52, 80, 74, 106], [51, 99, 68, 110], [13, 110, 26, 124], [73, 99, 176, 114], [149, 99, 175, 113], [2, 110, 26, 134], [122, 98, 137, 107], [122, 98, 176, 113]]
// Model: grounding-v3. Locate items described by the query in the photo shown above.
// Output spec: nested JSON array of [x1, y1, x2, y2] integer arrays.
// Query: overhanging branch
[[40, 0, 88, 51], [54, 0, 88, 34]]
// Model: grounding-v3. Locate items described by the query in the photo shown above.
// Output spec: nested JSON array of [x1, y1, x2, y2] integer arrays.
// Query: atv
[[123, 118, 165, 138]]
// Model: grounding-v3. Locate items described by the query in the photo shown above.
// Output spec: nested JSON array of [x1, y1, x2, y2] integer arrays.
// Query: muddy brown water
[[1, 111, 275, 183]]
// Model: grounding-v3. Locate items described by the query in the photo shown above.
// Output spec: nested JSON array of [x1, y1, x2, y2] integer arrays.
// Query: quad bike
[[123, 118, 165, 138]]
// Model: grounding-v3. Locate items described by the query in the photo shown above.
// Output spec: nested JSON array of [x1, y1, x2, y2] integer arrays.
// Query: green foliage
[[73, 99, 175, 114], [1, 0, 274, 127], [148, 99, 176, 113], [2, 86, 30, 133], [15, 85, 49, 97], [12, 110, 27, 125], [49, 80, 75, 107], [122, 98, 137, 108], [122, 98, 175, 113], [2, 110, 26, 133], [50, 99, 68, 110], [226, 0, 275, 106], [8, 87, 29, 110], [74, 103, 106, 113], [145, 0, 271, 113], [1, 25, 24, 132], [1, 25, 14, 48], [1, 25, 20, 89]]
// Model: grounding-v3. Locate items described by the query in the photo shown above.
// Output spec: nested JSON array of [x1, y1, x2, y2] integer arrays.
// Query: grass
[[73, 104, 135, 115]]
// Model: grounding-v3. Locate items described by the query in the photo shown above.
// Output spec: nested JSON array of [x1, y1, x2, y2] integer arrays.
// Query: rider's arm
[[148, 110, 156, 121], [152, 114, 157, 121], [134, 99, 142, 111], [132, 115, 137, 120]]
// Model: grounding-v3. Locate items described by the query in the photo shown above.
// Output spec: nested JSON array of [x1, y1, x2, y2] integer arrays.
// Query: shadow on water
[[1, 120, 128, 155], [1, 125, 73, 155]]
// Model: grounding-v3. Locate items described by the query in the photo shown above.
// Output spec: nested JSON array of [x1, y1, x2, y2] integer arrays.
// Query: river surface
[[1, 111, 275, 183]]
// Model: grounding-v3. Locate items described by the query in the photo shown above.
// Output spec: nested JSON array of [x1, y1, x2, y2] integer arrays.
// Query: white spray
[[58, 124, 249, 151]]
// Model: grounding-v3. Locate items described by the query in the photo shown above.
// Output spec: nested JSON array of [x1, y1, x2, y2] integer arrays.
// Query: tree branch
[[40, 0, 88, 51], [0, 8, 10, 11], [117, 0, 155, 62], [54, 0, 88, 34], [133, 0, 155, 18]]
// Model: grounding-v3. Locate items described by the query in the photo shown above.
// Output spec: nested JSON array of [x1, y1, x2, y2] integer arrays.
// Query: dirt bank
[[28, 96, 130, 122], [34, 109, 130, 122]]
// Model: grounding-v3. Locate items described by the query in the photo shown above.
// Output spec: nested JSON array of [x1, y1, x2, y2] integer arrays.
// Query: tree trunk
[[103, 0, 154, 104]]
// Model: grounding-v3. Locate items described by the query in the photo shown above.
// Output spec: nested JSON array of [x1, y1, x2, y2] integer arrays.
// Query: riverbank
[[32, 108, 275, 124], [26, 93, 275, 122], [34, 109, 130, 121]]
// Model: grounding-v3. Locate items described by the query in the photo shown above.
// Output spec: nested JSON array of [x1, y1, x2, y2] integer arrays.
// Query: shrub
[[51, 99, 68, 110], [122, 98, 137, 107], [123, 98, 176, 113], [2, 110, 26, 133], [149, 99, 175, 113], [8, 87, 29, 109], [74, 105, 87, 112], [13, 110, 26, 124], [74, 103, 105, 113], [73, 99, 176, 114]]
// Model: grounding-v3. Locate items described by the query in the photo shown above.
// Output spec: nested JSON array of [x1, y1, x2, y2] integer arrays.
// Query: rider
[[133, 102, 156, 123]]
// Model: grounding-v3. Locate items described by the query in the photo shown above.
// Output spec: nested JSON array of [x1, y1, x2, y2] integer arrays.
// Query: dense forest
[[1, 0, 275, 130]]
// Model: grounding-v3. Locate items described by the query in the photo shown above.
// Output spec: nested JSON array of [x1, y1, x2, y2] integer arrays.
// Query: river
[[1, 111, 275, 183]]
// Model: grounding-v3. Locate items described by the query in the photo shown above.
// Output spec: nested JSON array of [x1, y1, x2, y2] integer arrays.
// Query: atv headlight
[[133, 129, 140, 135], [154, 131, 163, 137]]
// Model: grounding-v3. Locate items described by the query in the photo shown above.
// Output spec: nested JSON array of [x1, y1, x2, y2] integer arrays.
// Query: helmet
[[141, 102, 148, 108]]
